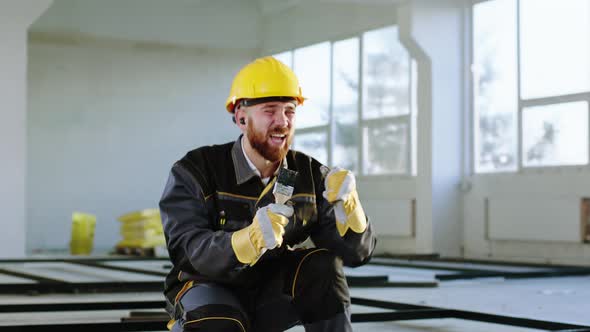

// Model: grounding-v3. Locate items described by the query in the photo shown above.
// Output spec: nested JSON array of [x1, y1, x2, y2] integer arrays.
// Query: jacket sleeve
[[309, 170, 377, 267], [159, 163, 244, 279]]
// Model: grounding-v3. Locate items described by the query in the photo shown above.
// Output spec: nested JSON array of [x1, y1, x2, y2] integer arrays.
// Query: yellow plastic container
[[69, 212, 96, 255], [117, 209, 160, 223], [116, 209, 165, 250]]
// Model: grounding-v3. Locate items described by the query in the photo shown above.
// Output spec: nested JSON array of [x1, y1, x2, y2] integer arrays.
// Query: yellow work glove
[[231, 203, 293, 265], [323, 167, 367, 237]]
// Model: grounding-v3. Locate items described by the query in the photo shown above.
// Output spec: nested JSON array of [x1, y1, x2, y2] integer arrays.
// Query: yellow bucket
[[70, 212, 96, 255]]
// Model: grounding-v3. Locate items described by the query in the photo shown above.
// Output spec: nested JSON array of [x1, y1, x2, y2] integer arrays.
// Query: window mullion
[[296, 125, 329, 134], [521, 92, 590, 108], [517, 0, 523, 171], [362, 114, 410, 126], [328, 42, 334, 167], [358, 33, 365, 175], [406, 54, 412, 176], [588, 101, 590, 166]]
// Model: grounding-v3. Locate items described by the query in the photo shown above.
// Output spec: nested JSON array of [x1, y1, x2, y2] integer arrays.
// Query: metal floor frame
[[369, 255, 590, 281], [0, 257, 588, 331]]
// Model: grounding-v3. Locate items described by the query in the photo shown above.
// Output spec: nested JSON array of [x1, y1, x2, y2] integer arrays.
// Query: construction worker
[[159, 56, 376, 332]]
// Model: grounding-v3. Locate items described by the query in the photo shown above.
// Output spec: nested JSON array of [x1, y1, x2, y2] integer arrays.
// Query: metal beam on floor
[[0, 259, 433, 294], [0, 297, 589, 331], [369, 257, 590, 281]]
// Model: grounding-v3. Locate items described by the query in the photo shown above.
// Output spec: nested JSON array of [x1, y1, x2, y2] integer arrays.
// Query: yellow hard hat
[[225, 56, 306, 113]]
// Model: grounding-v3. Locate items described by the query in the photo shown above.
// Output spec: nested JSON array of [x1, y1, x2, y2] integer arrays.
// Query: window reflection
[[293, 42, 331, 129], [333, 38, 359, 172], [473, 0, 518, 173], [293, 132, 328, 165], [362, 26, 410, 119], [363, 122, 407, 175], [520, 0, 590, 99], [522, 102, 588, 167]]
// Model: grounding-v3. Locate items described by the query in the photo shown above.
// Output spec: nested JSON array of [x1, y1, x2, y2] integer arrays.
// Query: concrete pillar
[[398, 0, 465, 256], [0, 0, 53, 257]]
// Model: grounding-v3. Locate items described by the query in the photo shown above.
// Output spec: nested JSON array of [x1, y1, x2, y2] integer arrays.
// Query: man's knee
[[173, 284, 249, 332], [172, 303, 247, 332], [290, 249, 351, 323], [303, 249, 342, 278], [293, 249, 348, 291]]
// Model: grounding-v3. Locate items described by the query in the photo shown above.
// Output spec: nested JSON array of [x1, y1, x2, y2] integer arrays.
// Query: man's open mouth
[[269, 134, 287, 145]]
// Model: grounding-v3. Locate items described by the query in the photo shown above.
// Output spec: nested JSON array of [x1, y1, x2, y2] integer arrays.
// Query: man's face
[[244, 101, 296, 162]]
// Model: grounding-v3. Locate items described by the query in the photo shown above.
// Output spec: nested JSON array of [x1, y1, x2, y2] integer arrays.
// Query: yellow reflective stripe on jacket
[[217, 191, 258, 201], [174, 280, 195, 303], [183, 317, 246, 332], [256, 177, 277, 206]]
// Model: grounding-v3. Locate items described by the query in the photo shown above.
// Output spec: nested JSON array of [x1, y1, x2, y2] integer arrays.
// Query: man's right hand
[[231, 203, 293, 265]]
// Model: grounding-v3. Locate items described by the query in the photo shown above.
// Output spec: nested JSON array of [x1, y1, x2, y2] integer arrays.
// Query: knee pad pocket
[[302, 250, 340, 277], [289, 249, 351, 323], [183, 304, 248, 332], [291, 250, 343, 292]]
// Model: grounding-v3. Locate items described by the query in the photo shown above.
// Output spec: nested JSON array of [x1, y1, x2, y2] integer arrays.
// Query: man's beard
[[247, 122, 292, 162]]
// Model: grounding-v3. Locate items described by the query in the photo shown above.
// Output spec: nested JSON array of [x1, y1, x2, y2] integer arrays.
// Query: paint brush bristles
[[273, 168, 297, 205]]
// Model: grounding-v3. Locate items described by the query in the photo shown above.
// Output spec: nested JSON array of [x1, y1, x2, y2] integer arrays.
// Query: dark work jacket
[[159, 136, 376, 305]]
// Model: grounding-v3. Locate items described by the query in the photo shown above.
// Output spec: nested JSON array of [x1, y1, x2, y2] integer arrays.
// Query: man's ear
[[235, 106, 247, 127]]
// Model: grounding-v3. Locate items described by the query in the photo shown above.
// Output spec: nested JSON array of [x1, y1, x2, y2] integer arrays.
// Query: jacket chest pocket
[[291, 196, 317, 226], [216, 198, 254, 232], [282, 199, 317, 246]]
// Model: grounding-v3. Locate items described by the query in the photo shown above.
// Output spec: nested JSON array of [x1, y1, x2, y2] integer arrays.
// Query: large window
[[474, 0, 590, 173], [274, 25, 416, 176]]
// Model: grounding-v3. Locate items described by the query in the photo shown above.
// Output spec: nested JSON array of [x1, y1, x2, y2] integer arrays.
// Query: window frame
[[472, 0, 590, 174], [276, 25, 417, 177]]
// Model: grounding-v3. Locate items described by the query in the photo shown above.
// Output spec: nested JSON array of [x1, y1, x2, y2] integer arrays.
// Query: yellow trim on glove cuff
[[325, 170, 348, 202], [336, 219, 349, 237], [343, 191, 367, 234], [231, 228, 258, 265]]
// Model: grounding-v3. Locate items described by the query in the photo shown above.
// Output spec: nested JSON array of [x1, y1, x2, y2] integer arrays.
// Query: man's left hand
[[323, 167, 367, 236]]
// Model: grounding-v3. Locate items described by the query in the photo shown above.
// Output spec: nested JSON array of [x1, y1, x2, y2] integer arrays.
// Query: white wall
[[0, 0, 53, 258], [464, 172, 590, 265], [400, 0, 465, 256], [27, 35, 254, 252]]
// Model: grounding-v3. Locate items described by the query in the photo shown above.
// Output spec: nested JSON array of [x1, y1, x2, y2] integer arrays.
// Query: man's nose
[[274, 111, 289, 127]]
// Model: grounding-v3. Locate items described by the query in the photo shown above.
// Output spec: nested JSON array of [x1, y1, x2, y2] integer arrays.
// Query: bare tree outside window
[[473, 0, 518, 172], [522, 102, 588, 167], [361, 26, 412, 174], [363, 122, 407, 175], [363, 26, 410, 120], [333, 38, 360, 173]]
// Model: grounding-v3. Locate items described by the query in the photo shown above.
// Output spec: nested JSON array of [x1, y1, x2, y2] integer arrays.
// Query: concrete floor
[[288, 275, 590, 331], [0, 261, 588, 331]]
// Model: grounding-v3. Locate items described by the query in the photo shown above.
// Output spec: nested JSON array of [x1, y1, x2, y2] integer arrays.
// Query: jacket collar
[[231, 135, 288, 185], [232, 135, 257, 185]]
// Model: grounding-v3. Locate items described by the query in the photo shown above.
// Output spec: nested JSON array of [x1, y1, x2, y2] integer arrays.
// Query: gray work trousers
[[170, 249, 353, 332]]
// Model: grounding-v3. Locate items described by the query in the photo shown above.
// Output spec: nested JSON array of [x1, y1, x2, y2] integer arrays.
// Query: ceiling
[[30, 0, 404, 50]]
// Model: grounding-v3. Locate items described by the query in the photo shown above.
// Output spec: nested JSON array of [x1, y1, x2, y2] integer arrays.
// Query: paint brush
[[273, 168, 297, 205]]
